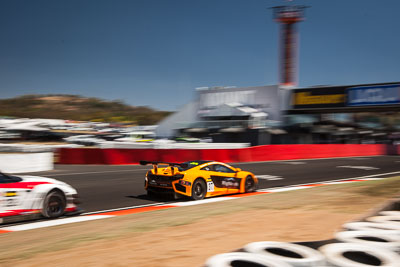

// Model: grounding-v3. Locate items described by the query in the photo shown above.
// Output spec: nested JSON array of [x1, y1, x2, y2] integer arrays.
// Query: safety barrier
[[56, 144, 387, 165], [204, 198, 400, 266], [0, 152, 54, 173], [0, 143, 82, 153]]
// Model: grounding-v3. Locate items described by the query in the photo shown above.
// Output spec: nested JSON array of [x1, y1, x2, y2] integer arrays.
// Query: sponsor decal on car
[[5, 191, 18, 197], [221, 178, 240, 189], [210, 176, 241, 189]]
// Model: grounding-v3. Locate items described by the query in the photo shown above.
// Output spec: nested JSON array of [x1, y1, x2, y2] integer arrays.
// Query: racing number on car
[[207, 181, 214, 192]]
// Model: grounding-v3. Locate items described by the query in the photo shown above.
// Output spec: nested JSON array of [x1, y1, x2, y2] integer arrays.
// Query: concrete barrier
[[56, 144, 388, 165], [0, 152, 54, 173], [0, 143, 82, 152]]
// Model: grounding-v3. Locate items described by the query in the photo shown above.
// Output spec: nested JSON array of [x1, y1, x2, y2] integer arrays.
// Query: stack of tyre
[[204, 210, 400, 266]]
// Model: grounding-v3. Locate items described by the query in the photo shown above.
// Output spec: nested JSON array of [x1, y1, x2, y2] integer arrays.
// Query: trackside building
[[156, 82, 400, 145], [156, 85, 288, 145]]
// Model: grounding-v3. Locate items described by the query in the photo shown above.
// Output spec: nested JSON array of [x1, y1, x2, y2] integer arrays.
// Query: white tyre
[[204, 252, 292, 267], [243, 241, 326, 267], [319, 243, 400, 267], [335, 230, 400, 251], [367, 215, 400, 225], [379, 211, 400, 216], [342, 221, 400, 231]]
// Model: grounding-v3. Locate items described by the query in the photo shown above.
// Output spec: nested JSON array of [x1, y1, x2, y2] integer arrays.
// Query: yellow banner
[[294, 92, 345, 105]]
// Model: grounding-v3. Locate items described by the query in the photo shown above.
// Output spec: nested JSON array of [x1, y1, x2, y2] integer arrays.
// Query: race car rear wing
[[139, 161, 188, 175], [139, 161, 188, 168]]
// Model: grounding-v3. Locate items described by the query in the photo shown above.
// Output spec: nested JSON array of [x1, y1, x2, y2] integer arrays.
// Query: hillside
[[0, 95, 172, 125]]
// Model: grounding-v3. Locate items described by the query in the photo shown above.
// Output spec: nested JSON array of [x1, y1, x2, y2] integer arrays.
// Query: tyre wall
[[56, 144, 386, 165], [204, 198, 400, 266]]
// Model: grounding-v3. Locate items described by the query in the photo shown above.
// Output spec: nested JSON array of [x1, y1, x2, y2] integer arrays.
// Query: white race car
[[0, 172, 80, 224]]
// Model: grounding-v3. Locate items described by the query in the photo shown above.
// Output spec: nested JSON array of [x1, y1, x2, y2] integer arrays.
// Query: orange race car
[[140, 160, 258, 200]]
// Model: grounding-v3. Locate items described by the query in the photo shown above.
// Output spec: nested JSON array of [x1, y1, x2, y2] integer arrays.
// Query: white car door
[[0, 173, 28, 213]]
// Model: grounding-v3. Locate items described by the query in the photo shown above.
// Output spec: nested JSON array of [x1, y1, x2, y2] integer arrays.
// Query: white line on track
[[169, 197, 237, 206], [337, 166, 379, 170], [81, 202, 167, 215], [256, 171, 398, 192], [233, 155, 381, 165], [348, 171, 400, 179], [45, 168, 149, 177]]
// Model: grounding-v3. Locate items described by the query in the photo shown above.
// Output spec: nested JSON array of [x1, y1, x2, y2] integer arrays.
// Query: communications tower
[[272, 3, 308, 88]]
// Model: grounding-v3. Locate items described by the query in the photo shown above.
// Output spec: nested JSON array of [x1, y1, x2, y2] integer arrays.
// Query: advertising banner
[[197, 86, 280, 120], [347, 84, 400, 106], [292, 87, 346, 109]]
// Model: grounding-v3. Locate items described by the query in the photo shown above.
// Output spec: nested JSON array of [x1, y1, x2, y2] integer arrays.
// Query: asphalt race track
[[24, 156, 400, 213]]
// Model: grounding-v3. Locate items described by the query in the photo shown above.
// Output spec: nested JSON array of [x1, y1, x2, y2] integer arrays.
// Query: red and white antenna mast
[[272, 1, 308, 89]]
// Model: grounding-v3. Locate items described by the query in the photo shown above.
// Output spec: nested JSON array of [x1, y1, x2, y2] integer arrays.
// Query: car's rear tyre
[[147, 190, 157, 198], [42, 190, 66, 218], [172, 192, 181, 200], [191, 179, 206, 200], [244, 176, 256, 192]]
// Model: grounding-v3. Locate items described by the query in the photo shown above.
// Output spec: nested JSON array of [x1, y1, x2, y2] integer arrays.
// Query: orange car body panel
[[144, 161, 258, 199]]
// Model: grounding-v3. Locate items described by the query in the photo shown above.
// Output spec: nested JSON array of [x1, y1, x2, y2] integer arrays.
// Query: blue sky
[[0, 0, 399, 111]]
